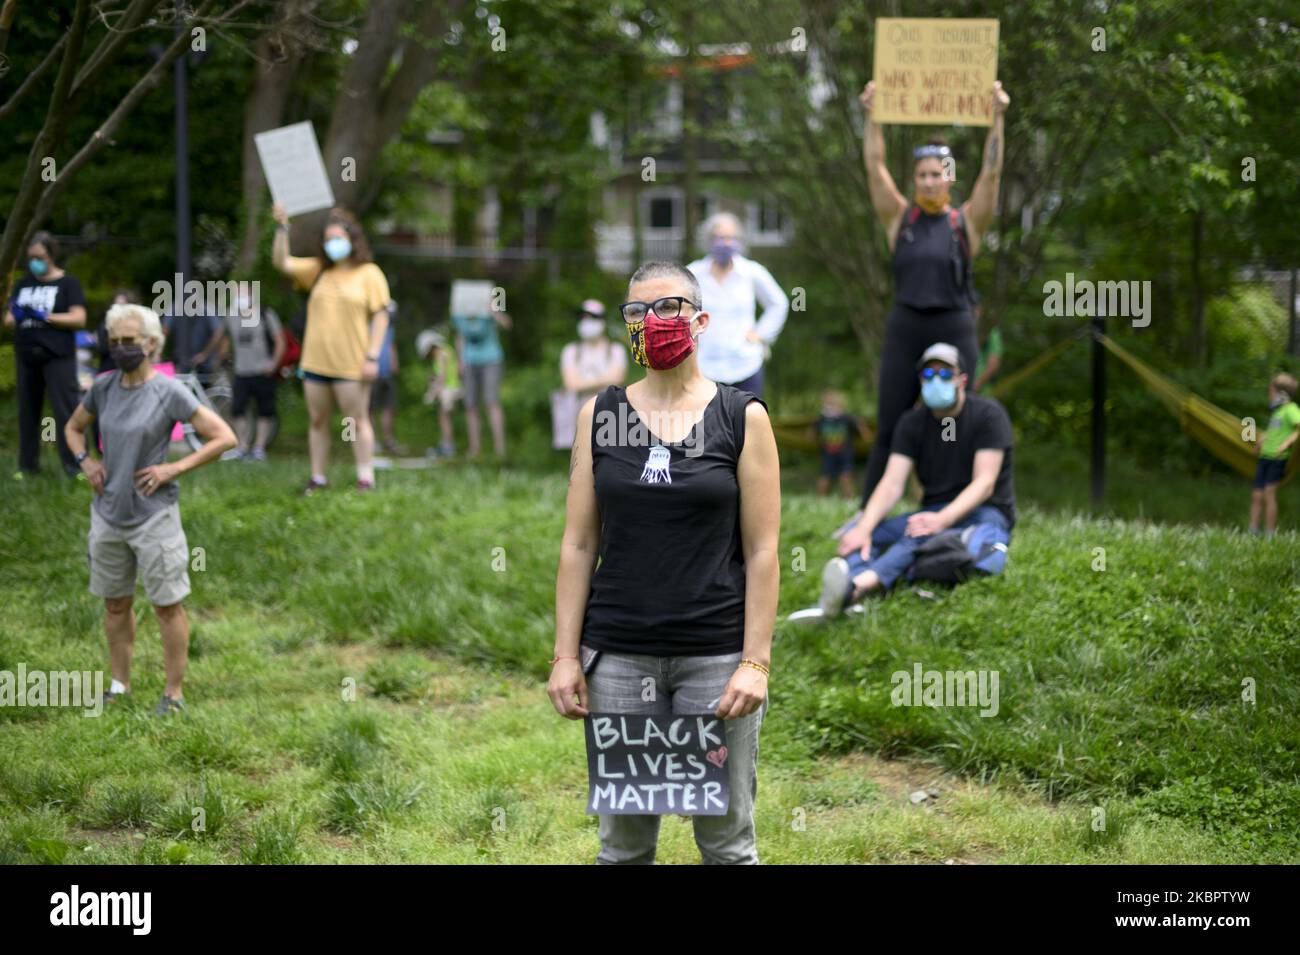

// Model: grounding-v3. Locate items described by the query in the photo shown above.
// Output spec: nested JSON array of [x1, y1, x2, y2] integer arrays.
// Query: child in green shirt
[[1249, 372, 1300, 535], [418, 330, 460, 459]]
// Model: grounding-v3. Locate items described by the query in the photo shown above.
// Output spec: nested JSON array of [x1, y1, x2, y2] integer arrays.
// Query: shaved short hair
[[628, 261, 701, 305]]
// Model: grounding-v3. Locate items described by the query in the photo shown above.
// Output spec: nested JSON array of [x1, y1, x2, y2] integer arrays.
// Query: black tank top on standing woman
[[892, 204, 973, 311], [582, 383, 766, 657]]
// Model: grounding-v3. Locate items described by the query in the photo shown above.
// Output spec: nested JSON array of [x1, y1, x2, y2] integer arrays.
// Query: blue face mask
[[29, 258, 49, 277], [324, 237, 352, 262], [921, 376, 957, 410]]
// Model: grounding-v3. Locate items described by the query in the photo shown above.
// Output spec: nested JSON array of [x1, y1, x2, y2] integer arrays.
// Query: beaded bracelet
[[740, 659, 770, 677]]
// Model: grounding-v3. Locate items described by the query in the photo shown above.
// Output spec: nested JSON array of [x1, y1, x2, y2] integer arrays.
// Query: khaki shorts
[[88, 503, 191, 606]]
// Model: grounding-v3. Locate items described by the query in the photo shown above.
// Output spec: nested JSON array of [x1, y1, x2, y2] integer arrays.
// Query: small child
[[1249, 372, 1300, 536], [418, 329, 461, 459], [811, 389, 869, 498]]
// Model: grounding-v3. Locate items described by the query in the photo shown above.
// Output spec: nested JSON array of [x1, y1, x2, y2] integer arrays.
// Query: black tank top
[[582, 382, 766, 656], [892, 204, 972, 311]]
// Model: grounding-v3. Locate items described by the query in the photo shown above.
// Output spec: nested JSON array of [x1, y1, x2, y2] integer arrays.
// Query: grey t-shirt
[[82, 371, 200, 527], [223, 308, 282, 378]]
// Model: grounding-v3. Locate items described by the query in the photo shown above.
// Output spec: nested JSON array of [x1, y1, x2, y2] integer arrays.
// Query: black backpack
[[908, 531, 975, 584]]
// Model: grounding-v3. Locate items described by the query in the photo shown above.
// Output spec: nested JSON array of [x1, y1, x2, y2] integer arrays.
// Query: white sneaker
[[819, 558, 853, 619], [221, 448, 246, 462]]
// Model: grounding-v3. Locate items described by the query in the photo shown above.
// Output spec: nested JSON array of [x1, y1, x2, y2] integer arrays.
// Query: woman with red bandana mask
[[854, 80, 1009, 510], [548, 261, 781, 864]]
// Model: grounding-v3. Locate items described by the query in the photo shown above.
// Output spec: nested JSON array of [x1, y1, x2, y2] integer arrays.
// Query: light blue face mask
[[324, 237, 352, 262], [921, 376, 957, 410], [29, 258, 49, 277]]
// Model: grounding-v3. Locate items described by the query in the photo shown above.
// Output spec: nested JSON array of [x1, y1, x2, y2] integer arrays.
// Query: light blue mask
[[29, 258, 49, 277], [324, 237, 352, 262], [921, 377, 957, 409]]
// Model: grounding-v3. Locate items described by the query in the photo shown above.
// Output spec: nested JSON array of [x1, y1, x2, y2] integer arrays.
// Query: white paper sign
[[254, 121, 335, 217], [451, 280, 494, 317]]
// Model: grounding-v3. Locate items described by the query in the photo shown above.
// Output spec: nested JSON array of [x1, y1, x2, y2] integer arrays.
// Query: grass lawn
[[1, 448, 1296, 864]]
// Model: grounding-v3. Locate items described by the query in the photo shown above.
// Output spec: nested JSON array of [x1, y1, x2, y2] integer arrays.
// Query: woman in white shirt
[[553, 299, 628, 449], [686, 212, 789, 398]]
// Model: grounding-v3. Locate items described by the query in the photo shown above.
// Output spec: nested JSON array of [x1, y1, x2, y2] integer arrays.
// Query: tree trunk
[[235, 0, 317, 272], [1190, 209, 1206, 365]]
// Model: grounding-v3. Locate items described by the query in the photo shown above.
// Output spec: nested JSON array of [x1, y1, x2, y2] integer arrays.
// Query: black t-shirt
[[892, 204, 971, 311], [891, 393, 1016, 527], [8, 273, 85, 357], [582, 383, 766, 656], [815, 413, 858, 454]]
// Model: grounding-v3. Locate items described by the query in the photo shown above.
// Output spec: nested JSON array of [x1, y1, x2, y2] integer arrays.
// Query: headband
[[913, 144, 952, 161]]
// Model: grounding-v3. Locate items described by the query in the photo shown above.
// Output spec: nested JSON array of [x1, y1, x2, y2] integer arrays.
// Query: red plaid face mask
[[644, 312, 696, 370]]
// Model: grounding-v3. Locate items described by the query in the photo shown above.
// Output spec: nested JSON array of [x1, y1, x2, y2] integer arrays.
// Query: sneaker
[[221, 447, 246, 462], [355, 478, 375, 492], [819, 557, 853, 619], [301, 477, 328, 497], [250, 448, 267, 462], [154, 695, 185, 716], [100, 688, 129, 707]]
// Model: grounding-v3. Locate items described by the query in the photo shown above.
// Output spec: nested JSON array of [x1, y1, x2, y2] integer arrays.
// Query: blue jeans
[[584, 649, 767, 865], [845, 504, 1011, 590]]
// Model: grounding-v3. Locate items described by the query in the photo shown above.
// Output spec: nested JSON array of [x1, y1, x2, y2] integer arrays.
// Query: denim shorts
[[584, 648, 767, 865], [1254, 456, 1288, 489]]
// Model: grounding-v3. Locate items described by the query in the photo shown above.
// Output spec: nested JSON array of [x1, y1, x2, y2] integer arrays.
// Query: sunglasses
[[920, 367, 956, 381], [108, 336, 142, 347]]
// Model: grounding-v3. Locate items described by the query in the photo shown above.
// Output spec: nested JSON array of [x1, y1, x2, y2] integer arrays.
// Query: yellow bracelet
[[740, 659, 770, 677]]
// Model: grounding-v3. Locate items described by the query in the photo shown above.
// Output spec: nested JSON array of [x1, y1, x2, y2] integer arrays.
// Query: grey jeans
[[585, 649, 767, 865]]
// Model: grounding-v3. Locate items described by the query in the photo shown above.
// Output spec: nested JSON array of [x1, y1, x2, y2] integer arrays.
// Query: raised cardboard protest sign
[[584, 714, 730, 816], [871, 18, 1000, 126], [450, 280, 495, 318], [254, 121, 335, 217]]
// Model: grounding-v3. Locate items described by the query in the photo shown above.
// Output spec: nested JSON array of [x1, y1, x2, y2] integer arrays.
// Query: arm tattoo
[[987, 135, 999, 165], [568, 442, 579, 484]]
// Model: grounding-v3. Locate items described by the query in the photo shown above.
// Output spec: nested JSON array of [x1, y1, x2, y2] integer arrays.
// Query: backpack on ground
[[908, 522, 1009, 585]]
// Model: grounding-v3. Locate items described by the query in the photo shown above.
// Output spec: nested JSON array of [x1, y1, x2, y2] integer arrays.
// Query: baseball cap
[[917, 342, 962, 371]]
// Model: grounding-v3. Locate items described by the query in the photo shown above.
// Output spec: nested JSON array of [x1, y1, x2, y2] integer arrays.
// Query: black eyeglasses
[[620, 296, 701, 324], [920, 367, 956, 381]]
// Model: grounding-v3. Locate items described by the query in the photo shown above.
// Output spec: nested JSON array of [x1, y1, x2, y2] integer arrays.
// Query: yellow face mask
[[916, 189, 951, 215], [626, 320, 648, 368]]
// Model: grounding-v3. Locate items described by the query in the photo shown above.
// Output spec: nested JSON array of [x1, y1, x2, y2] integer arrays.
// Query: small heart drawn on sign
[[706, 746, 728, 768]]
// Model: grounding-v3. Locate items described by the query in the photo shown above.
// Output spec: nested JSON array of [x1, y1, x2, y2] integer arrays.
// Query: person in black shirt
[[821, 343, 1015, 616], [812, 388, 870, 498], [4, 231, 88, 476], [548, 261, 781, 864], [856, 79, 1010, 508]]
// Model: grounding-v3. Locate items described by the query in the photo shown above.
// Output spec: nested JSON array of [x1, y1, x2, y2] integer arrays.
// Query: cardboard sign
[[871, 18, 1000, 126], [450, 280, 495, 318], [584, 714, 730, 816], [254, 121, 335, 216]]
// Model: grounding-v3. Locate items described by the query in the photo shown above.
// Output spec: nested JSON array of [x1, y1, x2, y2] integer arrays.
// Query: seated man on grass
[[820, 342, 1016, 616]]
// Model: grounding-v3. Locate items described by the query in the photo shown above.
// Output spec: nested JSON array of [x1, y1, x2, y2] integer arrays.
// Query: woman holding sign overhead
[[852, 79, 1009, 511], [548, 261, 781, 865], [271, 203, 390, 494]]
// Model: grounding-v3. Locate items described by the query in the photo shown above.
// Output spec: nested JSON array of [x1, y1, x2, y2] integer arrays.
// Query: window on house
[[649, 196, 677, 230]]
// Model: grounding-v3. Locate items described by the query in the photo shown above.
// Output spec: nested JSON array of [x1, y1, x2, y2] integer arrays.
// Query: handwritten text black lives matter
[[584, 714, 731, 816]]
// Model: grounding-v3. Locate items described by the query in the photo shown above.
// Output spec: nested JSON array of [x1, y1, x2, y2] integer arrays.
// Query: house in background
[[592, 40, 806, 273]]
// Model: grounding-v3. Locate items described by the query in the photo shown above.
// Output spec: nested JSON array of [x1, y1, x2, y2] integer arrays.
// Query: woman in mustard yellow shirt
[[271, 204, 390, 493]]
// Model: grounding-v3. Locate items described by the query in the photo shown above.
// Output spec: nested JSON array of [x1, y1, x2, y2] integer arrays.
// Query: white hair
[[106, 304, 164, 348], [698, 211, 745, 253]]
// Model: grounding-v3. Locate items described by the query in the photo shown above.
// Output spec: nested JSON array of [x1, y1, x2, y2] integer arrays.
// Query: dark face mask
[[110, 343, 147, 372]]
